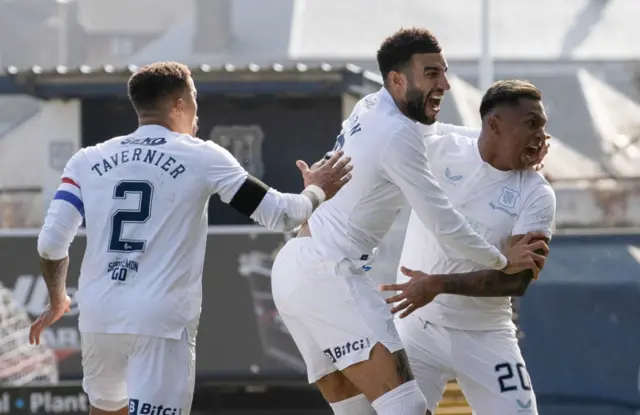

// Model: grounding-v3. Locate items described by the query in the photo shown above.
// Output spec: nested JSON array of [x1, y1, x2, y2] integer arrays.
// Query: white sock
[[371, 380, 428, 415], [329, 394, 374, 415]]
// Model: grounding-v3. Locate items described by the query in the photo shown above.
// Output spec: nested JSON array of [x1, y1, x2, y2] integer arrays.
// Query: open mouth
[[426, 94, 443, 113], [524, 142, 543, 161]]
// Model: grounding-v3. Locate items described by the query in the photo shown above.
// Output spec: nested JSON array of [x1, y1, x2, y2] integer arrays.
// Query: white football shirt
[[60, 125, 252, 339], [398, 130, 556, 331], [308, 87, 507, 270]]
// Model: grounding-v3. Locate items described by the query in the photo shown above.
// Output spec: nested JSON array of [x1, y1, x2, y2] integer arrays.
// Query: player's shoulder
[[520, 170, 555, 203], [359, 89, 419, 136], [521, 169, 552, 189], [184, 135, 241, 168], [424, 130, 476, 157]]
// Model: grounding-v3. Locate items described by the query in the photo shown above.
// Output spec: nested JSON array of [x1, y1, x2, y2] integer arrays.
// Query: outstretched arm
[[204, 142, 351, 232], [428, 234, 548, 297]]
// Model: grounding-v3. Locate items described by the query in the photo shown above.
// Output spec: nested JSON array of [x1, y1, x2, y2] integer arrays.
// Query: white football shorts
[[271, 236, 404, 383], [80, 321, 197, 413], [396, 315, 538, 414]]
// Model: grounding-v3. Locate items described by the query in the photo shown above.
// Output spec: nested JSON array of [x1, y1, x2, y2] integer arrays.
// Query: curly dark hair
[[127, 61, 192, 113], [376, 28, 442, 82], [479, 80, 542, 119]]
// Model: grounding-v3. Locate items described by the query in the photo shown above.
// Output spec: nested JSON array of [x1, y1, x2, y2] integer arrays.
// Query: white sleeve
[[380, 125, 507, 270], [203, 141, 315, 231], [204, 141, 250, 202], [513, 184, 556, 239], [434, 122, 480, 137], [37, 151, 85, 260], [250, 189, 313, 232]]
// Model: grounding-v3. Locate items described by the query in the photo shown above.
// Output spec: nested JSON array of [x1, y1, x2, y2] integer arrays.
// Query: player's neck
[[477, 132, 510, 171]]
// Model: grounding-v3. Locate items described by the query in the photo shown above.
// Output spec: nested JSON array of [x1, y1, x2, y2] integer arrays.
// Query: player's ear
[[487, 114, 501, 136], [174, 97, 185, 113], [388, 70, 405, 90]]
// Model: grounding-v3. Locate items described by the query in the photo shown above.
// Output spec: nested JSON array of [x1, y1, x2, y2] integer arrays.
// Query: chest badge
[[489, 186, 520, 217], [498, 186, 520, 208]]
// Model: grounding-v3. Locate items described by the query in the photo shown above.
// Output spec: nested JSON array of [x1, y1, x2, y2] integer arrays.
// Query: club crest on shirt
[[489, 186, 520, 217], [209, 124, 265, 179], [498, 187, 519, 208]]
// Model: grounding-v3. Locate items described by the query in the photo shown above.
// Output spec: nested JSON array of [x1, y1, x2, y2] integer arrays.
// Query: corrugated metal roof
[[2, 61, 365, 77], [291, 0, 640, 61], [77, 0, 195, 34]]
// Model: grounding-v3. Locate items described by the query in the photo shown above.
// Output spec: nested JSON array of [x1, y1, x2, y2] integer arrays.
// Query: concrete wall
[[0, 100, 80, 227]]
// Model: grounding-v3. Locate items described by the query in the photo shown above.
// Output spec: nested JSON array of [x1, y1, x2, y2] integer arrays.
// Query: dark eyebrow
[[526, 110, 548, 123], [423, 65, 446, 73]]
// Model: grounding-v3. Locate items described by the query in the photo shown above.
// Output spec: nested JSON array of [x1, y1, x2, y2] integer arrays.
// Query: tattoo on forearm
[[392, 350, 414, 383], [40, 257, 69, 303], [441, 269, 532, 297], [440, 247, 545, 297]]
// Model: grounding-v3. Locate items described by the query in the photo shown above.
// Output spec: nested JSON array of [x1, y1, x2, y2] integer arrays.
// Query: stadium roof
[[0, 63, 383, 99], [111, 0, 640, 66], [291, 0, 640, 61], [4, 0, 640, 70], [1, 62, 638, 179]]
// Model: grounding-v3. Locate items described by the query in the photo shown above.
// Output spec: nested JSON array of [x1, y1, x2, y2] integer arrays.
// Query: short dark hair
[[479, 80, 542, 119], [127, 61, 192, 113], [376, 28, 442, 81]]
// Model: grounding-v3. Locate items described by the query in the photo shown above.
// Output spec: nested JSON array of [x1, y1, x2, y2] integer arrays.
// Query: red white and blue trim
[[53, 177, 84, 217]]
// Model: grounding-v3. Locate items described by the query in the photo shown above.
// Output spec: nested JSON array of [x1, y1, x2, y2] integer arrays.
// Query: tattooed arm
[[30, 151, 85, 345], [383, 234, 549, 318], [31, 181, 82, 344], [436, 234, 549, 297], [384, 183, 556, 318], [40, 256, 70, 305]]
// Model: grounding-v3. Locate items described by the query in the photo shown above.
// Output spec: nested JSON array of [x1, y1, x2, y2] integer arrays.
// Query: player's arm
[[37, 153, 85, 305], [383, 186, 556, 317], [30, 152, 85, 344], [431, 122, 480, 137], [380, 125, 537, 272], [425, 234, 549, 297], [418, 121, 480, 138], [205, 142, 351, 232]]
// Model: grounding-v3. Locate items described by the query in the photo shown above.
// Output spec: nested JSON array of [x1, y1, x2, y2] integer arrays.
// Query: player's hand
[[501, 232, 549, 277], [310, 158, 327, 171], [380, 267, 442, 318], [29, 295, 71, 346], [296, 150, 353, 200], [525, 134, 551, 171]]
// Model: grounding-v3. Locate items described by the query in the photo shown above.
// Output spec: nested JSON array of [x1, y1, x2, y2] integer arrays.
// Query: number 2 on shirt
[[108, 180, 154, 253]]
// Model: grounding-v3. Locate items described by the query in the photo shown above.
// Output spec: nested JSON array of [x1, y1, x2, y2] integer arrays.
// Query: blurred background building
[[0, 1, 639, 414]]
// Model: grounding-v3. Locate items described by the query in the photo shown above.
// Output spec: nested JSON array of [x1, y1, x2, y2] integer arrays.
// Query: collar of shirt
[[135, 124, 175, 135], [420, 122, 438, 135], [378, 87, 403, 116]]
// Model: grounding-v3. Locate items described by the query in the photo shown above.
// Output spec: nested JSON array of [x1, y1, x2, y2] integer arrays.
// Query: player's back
[[71, 125, 215, 339], [308, 88, 418, 262]]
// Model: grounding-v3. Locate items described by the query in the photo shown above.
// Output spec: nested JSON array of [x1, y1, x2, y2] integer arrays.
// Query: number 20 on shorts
[[495, 362, 532, 393]]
